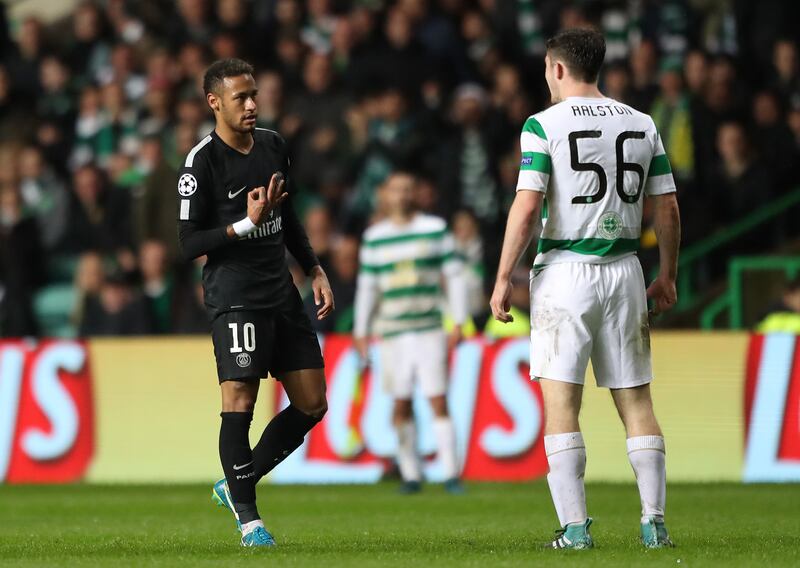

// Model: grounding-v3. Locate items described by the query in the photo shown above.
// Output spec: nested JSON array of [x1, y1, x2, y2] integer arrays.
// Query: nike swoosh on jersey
[[228, 185, 247, 199], [232, 461, 253, 470]]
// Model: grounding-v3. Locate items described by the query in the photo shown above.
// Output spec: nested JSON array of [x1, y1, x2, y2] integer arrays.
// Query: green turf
[[1, 482, 798, 567]]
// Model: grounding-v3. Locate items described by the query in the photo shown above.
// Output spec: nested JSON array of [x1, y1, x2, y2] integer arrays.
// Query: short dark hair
[[203, 58, 254, 95], [545, 28, 606, 83]]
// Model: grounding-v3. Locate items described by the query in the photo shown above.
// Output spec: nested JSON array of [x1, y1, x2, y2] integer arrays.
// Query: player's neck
[[215, 124, 254, 154], [559, 82, 604, 101], [389, 211, 415, 225]]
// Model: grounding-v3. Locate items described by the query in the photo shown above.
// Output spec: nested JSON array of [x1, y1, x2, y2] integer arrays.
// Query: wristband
[[232, 216, 257, 237]]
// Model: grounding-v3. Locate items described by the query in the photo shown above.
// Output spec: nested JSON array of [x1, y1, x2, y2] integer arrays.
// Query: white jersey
[[354, 213, 467, 338], [516, 96, 676, 269]]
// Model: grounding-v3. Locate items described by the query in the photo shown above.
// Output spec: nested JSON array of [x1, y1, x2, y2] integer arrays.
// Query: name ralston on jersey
[[516, 96, 677, 270]]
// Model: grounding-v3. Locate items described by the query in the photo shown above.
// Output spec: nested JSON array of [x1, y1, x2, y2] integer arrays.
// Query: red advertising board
[[743, 334, 800, 481], [270, 336, 548, 483], [0, 340, 94, 483]]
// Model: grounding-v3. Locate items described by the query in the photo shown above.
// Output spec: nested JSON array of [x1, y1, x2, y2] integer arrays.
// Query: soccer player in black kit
[[177, 58, 333, 547]]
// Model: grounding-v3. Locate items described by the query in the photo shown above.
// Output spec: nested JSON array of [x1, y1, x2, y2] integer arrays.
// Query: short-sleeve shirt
[[516, 97, 676, 269]]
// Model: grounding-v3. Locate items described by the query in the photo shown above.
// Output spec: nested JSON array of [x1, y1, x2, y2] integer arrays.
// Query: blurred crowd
[[1, 0, 800, 337]]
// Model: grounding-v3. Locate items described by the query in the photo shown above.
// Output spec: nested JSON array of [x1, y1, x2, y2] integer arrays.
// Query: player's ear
[[555, 61, 565, 81], [207, 91, 219, 112]]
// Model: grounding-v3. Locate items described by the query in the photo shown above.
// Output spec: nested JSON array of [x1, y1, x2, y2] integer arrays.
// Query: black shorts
[[210, 291, 324, 382]]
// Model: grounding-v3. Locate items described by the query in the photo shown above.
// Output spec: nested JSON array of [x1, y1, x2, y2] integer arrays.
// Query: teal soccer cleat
[[443, 478, 466, 495], [241, 525, 276, 547], [398, 480, 422, 495], [641, 516, 675, 548], [211, 478, 241, 532], [549, 518, 594, 550]]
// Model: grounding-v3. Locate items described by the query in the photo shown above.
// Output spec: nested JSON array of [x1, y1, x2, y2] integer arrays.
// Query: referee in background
[[177, 58, 333, 547]]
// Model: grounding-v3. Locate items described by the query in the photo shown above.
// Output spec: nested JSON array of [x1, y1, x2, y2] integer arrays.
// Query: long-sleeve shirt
[[354, 213, 468, 338]]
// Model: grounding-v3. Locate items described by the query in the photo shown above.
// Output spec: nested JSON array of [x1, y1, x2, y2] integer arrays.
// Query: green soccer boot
[[641, 516, 675, 548], [549, 518, 594, 550]]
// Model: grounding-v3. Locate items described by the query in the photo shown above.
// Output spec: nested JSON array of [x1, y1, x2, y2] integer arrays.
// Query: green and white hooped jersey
[[517, 96, 676, 269], [358, 214, 460, 338]]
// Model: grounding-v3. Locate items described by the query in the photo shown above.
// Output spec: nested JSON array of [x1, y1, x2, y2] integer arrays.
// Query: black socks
[[252, 405, 322, 480], [219, 411, 260, 523], [219, 406, 322, 523]]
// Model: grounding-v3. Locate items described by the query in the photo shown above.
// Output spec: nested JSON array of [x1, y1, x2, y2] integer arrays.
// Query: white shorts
[[529, 255, 653, 389], [379, 328, 447, 399]]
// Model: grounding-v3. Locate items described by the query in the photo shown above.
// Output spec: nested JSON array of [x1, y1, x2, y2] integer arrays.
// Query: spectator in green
[[650, 58, 694, 183]]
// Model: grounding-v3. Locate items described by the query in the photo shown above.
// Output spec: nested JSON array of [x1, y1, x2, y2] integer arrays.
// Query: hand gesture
[[247, 173, 287, 225]]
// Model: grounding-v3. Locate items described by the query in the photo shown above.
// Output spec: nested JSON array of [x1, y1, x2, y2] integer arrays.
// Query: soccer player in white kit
[[354, 172, 469, 494], [490, 29, 681, 549]]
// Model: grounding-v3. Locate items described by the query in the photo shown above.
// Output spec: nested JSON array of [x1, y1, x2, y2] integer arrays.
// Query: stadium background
[[0, 0, 799, 489]]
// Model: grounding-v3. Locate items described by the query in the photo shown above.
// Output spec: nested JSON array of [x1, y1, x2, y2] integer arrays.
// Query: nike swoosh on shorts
[[232, 461, 253, 471]]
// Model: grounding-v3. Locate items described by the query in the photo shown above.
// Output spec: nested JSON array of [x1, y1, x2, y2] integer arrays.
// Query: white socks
[[433, 417, 459, 480], [544, 432, 587, 527], [627, 435, 666, 523], [396, 420, 422, 482], [544, 432, 667, 527]]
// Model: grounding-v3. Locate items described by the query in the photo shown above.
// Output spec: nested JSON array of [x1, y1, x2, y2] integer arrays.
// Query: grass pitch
[[1, 482, 798, 567]]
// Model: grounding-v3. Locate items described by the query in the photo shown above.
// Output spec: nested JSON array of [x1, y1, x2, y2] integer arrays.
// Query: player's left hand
[[310, 266, 335, 320], [490, 278, 514, 323], [447, 325, 464, 351], [647, 274, 677, 316]]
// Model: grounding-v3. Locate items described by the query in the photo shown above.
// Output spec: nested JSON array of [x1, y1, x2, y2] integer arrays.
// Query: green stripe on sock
[[648, 154, 672, 176]]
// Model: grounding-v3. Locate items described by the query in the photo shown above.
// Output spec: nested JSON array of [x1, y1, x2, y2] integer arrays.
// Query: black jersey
[[177, 127, 318, 318]]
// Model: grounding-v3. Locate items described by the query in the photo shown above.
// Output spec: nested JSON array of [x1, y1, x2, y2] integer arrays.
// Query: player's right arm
[[643, 123, 681, 315], [353, 234, 380, 360], [490, 117, 548, 323], [177, 155, 285, 260], [647, 193, 680, 315], [490, 191, 544, 322]]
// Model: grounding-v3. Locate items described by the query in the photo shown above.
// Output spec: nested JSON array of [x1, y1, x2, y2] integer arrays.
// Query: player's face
[[384, 175, 416, 215], [212, 74, 258, 133]]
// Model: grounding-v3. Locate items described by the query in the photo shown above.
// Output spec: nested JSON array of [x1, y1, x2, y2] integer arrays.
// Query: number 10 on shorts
[[228, 322, 256, 353]]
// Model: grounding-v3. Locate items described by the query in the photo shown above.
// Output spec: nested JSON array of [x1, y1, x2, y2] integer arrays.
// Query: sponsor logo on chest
[[241, 209, 282, 240]]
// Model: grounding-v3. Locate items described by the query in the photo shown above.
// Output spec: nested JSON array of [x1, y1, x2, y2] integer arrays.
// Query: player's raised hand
[[246, 173, 288, 225], [265, 172, 287, 210], [647, 275, 677, 316], [310, 265, 335, 320], [490, 278, 514, 323], [246, 186, 268, 224]]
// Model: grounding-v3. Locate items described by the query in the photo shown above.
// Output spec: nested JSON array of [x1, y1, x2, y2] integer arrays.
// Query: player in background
[[490, 29, 681, 549], [177, 59, 333, 547], [354, 172, 469, 494]]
